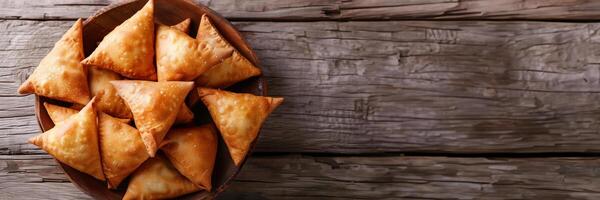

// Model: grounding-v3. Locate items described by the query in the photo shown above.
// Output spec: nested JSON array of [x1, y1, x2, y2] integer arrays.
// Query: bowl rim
[[33, 0, 267, 199]]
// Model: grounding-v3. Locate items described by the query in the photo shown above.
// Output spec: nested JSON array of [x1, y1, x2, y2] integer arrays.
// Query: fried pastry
[[98, 112, 148, 189], [44, 102, 129, 124], [198, 88, 283, 165], [175, 104, 194, 124], [88, 67, 132, 119], [172, 18, 191, 33], [29, 98, 104, 180], [195, 15, 261, 88], [111, 80, 194, 157], [161, 125, 217, 191], [81, 0, 156, 80], [123, 154, 200, 200], [195, 51, 261, 88], [156, 25, 232, 81], [18, 19, 90, 105], [43, 102, 79, 124]]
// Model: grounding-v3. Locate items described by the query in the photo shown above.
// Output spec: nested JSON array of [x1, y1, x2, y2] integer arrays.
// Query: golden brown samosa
[[172, 18, 191, 33], [175, 104, 194, 124], [43, 102, 79, 124], [195, 51, 261, 88], [29, 98, 104, 180], [155, 25, 232, 81], [161, 125, 217, 191], [111, 80, 194, 157], [98, 112, 148, 189], [198, 88, 283, 166], [44, 102, 129, 124], [81, 0, 156, 80], [195, 15, 261, 88], [123, 155, 200, 200], [88, 67, 132, 119], [18, 19, 90, 105]]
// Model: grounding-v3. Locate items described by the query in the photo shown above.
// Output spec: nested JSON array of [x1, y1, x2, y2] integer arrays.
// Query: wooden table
[[3, 0, 600, 199]]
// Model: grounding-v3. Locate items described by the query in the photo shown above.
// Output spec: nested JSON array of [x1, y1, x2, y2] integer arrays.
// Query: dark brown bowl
[[34, 0, 266, 199]]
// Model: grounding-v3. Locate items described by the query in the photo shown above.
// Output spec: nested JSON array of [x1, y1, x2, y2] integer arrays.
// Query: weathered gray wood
[[338, 0, 600, 20], [3, 154, 600, 199], [3, 0, 600, 21], [0, 0, 335, 20], [0, 155, 90, 200], [5, 20, 600, 154]]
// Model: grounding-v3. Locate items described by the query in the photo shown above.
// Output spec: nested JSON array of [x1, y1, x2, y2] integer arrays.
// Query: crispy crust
[[171, 18, 191, 33], [98, 112, 148, 189], [156, 25, 233, 81], [123, 155, 200, 200], [29, 98, 104, 181], [195, 15, 261, 88], [198, 88, 283, 165], [161, 124, 218, 191], [88, 67, 133, 119], [81, 0, 156, 80], [111, 80, 194, 157], [18, 19, 90, 105]]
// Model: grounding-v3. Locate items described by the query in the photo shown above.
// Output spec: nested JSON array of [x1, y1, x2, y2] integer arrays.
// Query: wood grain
[[3, 0, 600, 21], [4, 154, 600, 199], [5, 20, 600, 154]]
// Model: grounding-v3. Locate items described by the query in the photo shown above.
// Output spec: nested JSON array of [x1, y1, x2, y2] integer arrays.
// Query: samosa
[[198, 88, 283, 165], [161, 125, 217, 191], [43, 102, 129, 124], [123, 155, 200, 200], [98, 112, 148, 189], [18, 19, 90, 105], [172, 18, 191, 33], [155, 24, 232, 81], [111, 80, 193, 157], [88, 67, 132, 119], [29, 98, 104, 180], [195, 15, 261, 88], [81, 0, 156, 80]]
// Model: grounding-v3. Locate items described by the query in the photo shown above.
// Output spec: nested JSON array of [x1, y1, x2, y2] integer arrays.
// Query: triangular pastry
[[111, 80, 194, 157], [81, 0, 156, 80], [198, 88, 283, 165], [29, 98, 104, 180], [123, 154, 200, 200], [98, 112, 149, 189], [43, 102, 79, 124], [195, 15, 234, 57], [175, 104, 194, 124], [156, 24, 233, 81], [195, 51, 261, 88], [195, 15, 261, 88], [88, 67, 132, 119], [161, 125, 217, 191], [18, 19, 90, 105], [172, 18, 191, 33], [44, 102, 129, 124]]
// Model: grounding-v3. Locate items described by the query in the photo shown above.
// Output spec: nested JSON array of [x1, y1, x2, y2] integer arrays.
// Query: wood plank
[[0, 0, 337, 20], [4, 20, 600, 154], [3, 154, 600, 199], [2, 0, 600, 21], [0, 155, 90, 199]]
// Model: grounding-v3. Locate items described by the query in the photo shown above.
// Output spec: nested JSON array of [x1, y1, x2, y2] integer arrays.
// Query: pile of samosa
[[17, 0, 282, 199]]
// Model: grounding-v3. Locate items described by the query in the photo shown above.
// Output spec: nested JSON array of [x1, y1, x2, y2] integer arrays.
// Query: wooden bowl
[[34, 0, 266, 199]]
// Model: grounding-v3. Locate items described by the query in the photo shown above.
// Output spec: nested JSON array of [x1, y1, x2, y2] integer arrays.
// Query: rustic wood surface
[[3, 0, 600, 199], [5, 20, 600, 154], [3, 0, 600, 21], [4, 154, 600, 200]]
